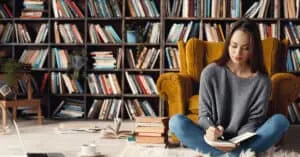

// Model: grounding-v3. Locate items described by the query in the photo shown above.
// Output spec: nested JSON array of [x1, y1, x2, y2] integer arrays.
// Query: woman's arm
[[198, 68, 215, 131], [238, 78, 271, 134]]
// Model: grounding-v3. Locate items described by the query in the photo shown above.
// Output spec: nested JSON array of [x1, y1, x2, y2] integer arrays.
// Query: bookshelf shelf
[[123, 94, 160, 98], [1, 0, 298, 121], [87, 17, 123, 21], [87, 43, 123, 46], [50, 18, 85, 21], [165, 17, 201, 20], [14, 18, 49, 21], [125, 17, 160, 20]]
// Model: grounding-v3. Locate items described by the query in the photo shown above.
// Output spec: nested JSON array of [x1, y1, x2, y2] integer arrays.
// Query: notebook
[[13, 120, 65, 157], [204, 132, 257, 148]]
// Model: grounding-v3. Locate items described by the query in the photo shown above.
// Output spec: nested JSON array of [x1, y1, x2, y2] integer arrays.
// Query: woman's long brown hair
[[215, 19, 268, 75]]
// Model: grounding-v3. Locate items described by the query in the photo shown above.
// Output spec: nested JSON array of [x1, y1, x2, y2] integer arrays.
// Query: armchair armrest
[[270, 73, 300, 116], [156, 72, 193, 117]]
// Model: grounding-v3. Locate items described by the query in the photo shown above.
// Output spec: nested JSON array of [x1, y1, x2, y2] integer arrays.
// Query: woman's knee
[[169, 114, 188, 133], [269, 114, 290, 132]]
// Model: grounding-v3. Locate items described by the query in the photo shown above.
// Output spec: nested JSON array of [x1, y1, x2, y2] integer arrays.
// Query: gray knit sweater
[[198, 63, 271, 139]]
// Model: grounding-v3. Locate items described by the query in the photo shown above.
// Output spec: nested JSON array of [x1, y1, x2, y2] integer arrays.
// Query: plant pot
[[126, 30, 137, 43]]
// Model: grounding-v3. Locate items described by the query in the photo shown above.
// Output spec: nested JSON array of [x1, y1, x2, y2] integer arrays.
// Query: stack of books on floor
[[134, 117, 169, 146]]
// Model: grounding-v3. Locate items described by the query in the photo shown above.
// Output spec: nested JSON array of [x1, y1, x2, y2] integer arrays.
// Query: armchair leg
[[37, 105, 42, 125]]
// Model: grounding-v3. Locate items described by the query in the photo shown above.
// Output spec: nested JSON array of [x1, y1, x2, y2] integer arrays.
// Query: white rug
[[118, 144, 300, 157]]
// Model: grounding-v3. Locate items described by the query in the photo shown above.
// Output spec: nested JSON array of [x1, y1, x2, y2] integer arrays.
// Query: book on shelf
[[0, 3, 13, 18], [53, 99, 85, 119], [0, 23, 13, 43], [125, 72, 158, 95], [288, 102, 300, 124], [124, 99, 157, 120], [166, 0, 201, 17], [52, 0, 84, 18], [88, 0, 121, 17], [50, 72, 83, 94], [89, 50, 121, 70], [126, 47, 160, 69], [166, 21, 199, 43], [127, 0, 160, 17], [88, 24, 121, 43], [18, 48, 49, 69], [21, 0, 45, 18], [87, 73, 121, 95], [204, 132, 257, 148], [57, 23, 83, 44], [165, 47, 179, 69], [286, 49, 300, 72]]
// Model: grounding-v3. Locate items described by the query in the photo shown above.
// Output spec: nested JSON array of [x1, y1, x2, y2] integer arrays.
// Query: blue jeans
[[169, 114, 290, 157]]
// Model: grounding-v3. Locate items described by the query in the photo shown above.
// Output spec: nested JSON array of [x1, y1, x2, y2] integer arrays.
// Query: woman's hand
[[205, 125, 224, 141]]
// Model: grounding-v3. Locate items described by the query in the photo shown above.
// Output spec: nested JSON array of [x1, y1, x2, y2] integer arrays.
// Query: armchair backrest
[[177, 38, 288, 83]]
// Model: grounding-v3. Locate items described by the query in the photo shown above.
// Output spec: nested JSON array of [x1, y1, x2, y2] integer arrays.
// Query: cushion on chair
[[188, 95, 199, 114]]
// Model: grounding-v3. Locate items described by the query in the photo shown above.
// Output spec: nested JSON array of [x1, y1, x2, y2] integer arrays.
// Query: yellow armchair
[[157, 38, 300, 124]]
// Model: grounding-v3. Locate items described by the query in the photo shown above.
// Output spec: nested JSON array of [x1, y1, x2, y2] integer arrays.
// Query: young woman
[[169, 19, 290, 157]]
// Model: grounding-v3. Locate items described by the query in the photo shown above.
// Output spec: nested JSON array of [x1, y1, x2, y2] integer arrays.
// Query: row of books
[[258, 23, 278, 40], [284, 22, 300, 45], [166, 0, 201, 17], [18, 48, 49, 69], [126, 99, 157, 120], [21, 0, 45, 18], [204, 0, 241, 18], [1, 22, 299, 44], [126, 47, 160, 69], [52, 48, 70, 69], [204, 22, 278, 42], [283, 0, 300, 18], [87, 99, 122, 120], [286, 48, 300, 72], [52, 0, 84, 18], [141, 22, 161, 44], [125, 72, 158, 95], [127, 0, 160, 17], [0, 23, 13, 43], [53, 99, 84, 119], [51, 72, 84, 94], [166, 21, 199, 43], [288, 102, 300, 124], [88, 0, 121, 17], [244, 0, 279, 18], [0, 3, 12, 18], [204, 23, 225, 42], [134, 117, 168, 146], [15, 23, 48, 43], [54, 22, 83, 44], [165, 47, 179, 69], [87, 73, 121, 95], [90, 50, 121, 69], [88, 24, 121, 44]]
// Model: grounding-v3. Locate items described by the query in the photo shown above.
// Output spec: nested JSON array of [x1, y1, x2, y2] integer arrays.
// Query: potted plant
[[69, 50, 87, 80], [125, 24, 143, 43]]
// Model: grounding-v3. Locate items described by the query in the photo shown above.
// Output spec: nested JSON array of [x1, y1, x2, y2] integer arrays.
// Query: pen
[[207, 117, 225, 140]]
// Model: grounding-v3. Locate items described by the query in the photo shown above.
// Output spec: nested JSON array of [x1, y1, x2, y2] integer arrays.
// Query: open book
[[204, 132, 256, 148]]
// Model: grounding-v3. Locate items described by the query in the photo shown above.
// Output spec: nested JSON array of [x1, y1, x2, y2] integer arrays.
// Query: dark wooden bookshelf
[[0, 0, 299, 121]]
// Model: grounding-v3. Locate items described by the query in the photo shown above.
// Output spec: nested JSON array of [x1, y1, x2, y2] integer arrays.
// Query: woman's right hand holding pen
[[205, 125, 224, 141]]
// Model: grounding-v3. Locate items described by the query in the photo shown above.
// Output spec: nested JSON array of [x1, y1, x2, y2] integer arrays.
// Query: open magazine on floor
[[204, 132, 257, 148]]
